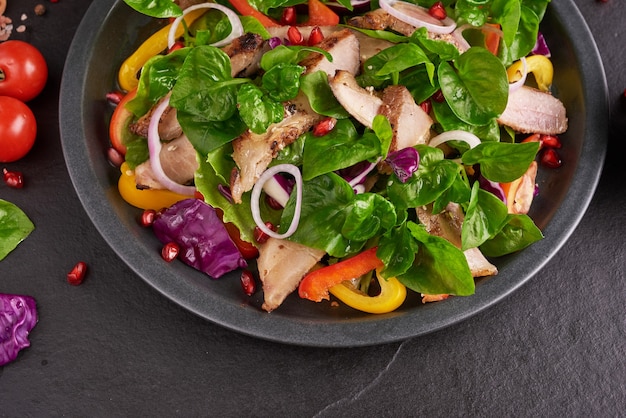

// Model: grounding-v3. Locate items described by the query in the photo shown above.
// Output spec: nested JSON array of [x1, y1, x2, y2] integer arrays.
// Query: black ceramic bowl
[[59, 0, 607, 347]]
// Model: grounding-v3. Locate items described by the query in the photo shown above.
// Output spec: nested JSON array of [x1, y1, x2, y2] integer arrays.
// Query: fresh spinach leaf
[[300, 72, 350, 118], [261, 63, 304, 102], [123, 0, 181, 18], [462, 141, 539, 183], [461, 183, 509, 250], [480, 213, 544, 257], [237, 84, 284, 134], [0, 200, 35, 261]]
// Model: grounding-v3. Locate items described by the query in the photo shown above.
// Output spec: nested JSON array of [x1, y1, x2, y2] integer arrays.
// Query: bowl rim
[[59, 0, 608, 347]]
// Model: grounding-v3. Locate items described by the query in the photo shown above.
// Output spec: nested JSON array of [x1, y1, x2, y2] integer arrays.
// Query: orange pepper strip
[[227, 0, 281, 27], [298, 247, 384, 302], [483, 23, 501, 55], [302, 0, 340, 26]]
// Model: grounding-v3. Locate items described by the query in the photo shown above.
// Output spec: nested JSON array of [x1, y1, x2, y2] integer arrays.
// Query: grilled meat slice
[[300, 28, 361, 76], [498, 86, 568, 135], [378, 85, 432, 150], [230, 94, 322, 203], [416, 203, 498, 278], [257, 238, 326, 312], [329, 70, 383, 127], [221, 32, 269, 78], [134, 134, 198, 190]]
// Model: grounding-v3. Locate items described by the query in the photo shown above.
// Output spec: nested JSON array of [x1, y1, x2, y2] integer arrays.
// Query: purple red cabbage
[[1, 293, 38, 366], [479, 174, 507, 204], [385, 147, 420, 183], [152, 199, 247, 278], [532, 32, 551, 57]]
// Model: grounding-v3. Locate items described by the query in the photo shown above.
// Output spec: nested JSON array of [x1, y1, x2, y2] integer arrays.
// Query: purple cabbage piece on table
[[1, 293, 38, 366], [152, 199, 247, 278]]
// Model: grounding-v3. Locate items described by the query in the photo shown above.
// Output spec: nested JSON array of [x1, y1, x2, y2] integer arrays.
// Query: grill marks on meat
[[300, 28, 361, 76], [257, 238, 326, 312], [498, 86, 568, 135], [230, 95, 321, 203], [378, 85, 432, 150], [330, 71, 432, 150], [222, 32, 269, 78], [134, 135, 199, 189], [417, 203, 498, 278]]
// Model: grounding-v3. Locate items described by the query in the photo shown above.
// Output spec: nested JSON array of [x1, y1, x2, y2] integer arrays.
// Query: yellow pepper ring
[[118, 9, 205, 92], [329, 270, 407, 314], [118, 163, 190, 210], [507, 55, 554, 92]]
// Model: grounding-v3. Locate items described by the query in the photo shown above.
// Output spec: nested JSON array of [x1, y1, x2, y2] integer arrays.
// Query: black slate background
[[0, 0, 624, 416]]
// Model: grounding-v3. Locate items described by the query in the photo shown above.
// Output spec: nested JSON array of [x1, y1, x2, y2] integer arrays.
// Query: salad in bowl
[[106, 0, 567, 315]]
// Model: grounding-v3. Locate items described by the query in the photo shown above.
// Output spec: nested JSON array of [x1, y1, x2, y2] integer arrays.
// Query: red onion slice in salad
[[251, 164, 303, 240], [168, 2, 244, 50], [429, 130, 481, 149], [379, 0, 457, 34], [147, 95, 196, 196]]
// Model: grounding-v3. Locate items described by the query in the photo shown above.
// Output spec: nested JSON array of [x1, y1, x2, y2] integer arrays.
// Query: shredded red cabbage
[[152, 199, 247, 278], [532, 32, 551, 57], [385, 147, 420, 183], [1, 293, 37, 366], [479, 174, 507, 204]]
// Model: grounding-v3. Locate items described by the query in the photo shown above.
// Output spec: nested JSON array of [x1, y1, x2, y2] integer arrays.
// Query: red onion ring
[[147, 95, 196, 196], [168, 2, 244, 49], [379, 0, 457, 34], [429, 130, 481, 149], [251, 164, 303, 240]]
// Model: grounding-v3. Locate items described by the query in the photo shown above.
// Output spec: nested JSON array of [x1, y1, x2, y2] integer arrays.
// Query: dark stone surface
[[1, 0, 624, 415]]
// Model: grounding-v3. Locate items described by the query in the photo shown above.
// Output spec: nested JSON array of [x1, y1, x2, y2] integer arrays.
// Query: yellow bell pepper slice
[[118, 162, 190, 210], [507, 55, 554, 92], [118, 9, 205, 92], [329, 272, 407, 314]]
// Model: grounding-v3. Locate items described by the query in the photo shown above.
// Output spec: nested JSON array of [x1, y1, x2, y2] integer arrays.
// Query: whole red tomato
[[0, 40, 48, 102], [0, 96, 37, 162]]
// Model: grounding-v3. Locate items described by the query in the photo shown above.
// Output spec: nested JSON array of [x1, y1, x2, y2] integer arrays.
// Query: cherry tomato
[[0, 41, 48, 102], [109, 88, 138, 155], [0, 96, 37, 163]]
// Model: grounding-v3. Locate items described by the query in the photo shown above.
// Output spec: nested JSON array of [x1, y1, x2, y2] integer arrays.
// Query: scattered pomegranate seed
[[67, 261, 87, 286], [254, 222, 276, 244], [138, 209, 157, 227], [107, 147, 124, 167], [540, 134, 562, 149], [161, 242, 180, 262], [3, 168, 24, 189], [428, 1, 447, 20], [419, 100, 432, 114], [240, 270, 257, 296], [105, 91, 124, 105], [287, 26, 304, 45], [312, 117, 337, 137], [540, 148, 562, 168], [281, 7, 297, 26], [308, 26, 325, 46]]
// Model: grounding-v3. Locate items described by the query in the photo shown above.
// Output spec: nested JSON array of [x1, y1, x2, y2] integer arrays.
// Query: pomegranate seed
[[419, 100, 432, 114], [287, 26, 304, 45], [3, 168, 24, 188], [428, 1, 447, 20], [540, 134, 562, 149], [540, 148, 562, 168], [107, 147, 124, 167], [265, 195, 284, 210], [254, 222, 276, 244], [168, 41, 185, 54], [432, 90, 445, 103], [194, 190, 205, 201], [67, 261, 87, 286], [281, 7, 297, 26], [138, 209, 157, 227], [105, 91, 124, 105], [240, 270, 257, 296], [312, 117, 337, 137], [161, 242, 180, 262], [308, 26, 325, 46]]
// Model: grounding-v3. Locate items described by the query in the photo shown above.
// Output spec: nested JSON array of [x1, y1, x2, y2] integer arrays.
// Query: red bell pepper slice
[[302, 0, 339, 26], [109, 88, 138, 155], [227, 0, 281, 27], [298, 247, 384, 302]]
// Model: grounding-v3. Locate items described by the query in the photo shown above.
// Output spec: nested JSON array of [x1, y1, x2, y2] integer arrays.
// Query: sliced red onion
[[168, 2, 244, 49], [147, 95, 196, 196], [532, 32, 551, 57], [429, 130, 481, 149], [348, 160, 379, 190], [268, 37, 283, 49], [379, 0, 456, 34], [385, 147, 419, 183], [251, 164, 303, 240], [451, 26, 471, 51], [508, 56, 528, 93], [262, 174, 292, 208]]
